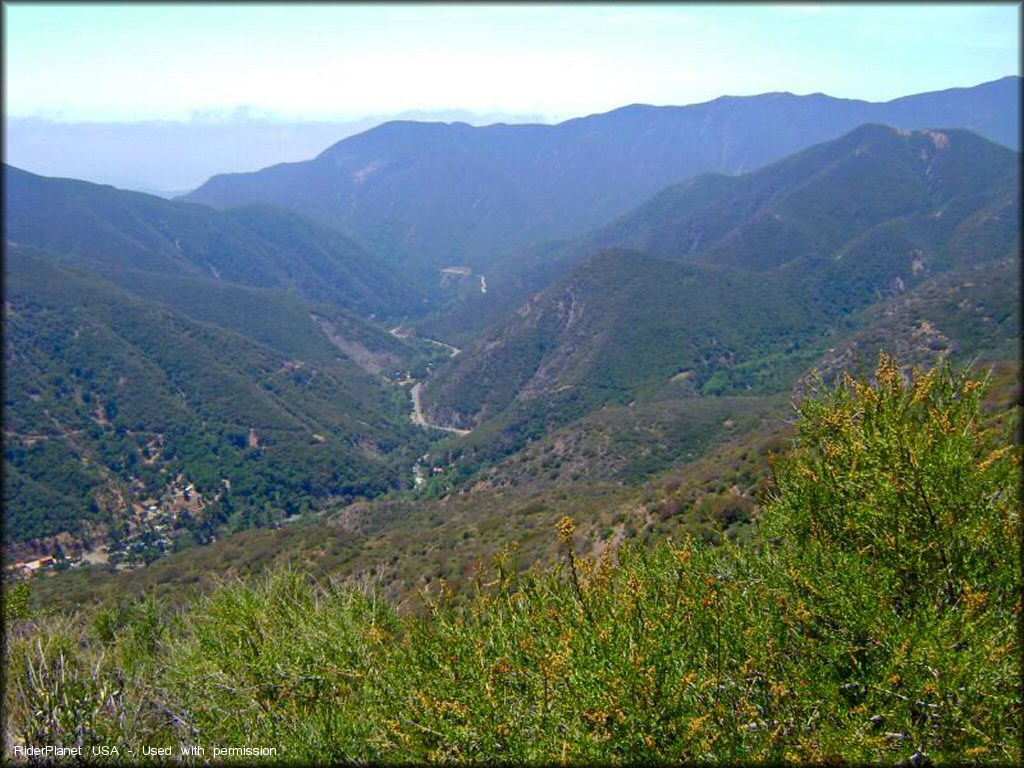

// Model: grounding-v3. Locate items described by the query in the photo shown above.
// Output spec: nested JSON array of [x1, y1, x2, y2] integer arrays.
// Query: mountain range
[[181, 76, 1020, 278], [4, 110, 547, 195], [4, 77, 1019, 593], [419, 124, 1020, 449], [5, 165, 425, 320]]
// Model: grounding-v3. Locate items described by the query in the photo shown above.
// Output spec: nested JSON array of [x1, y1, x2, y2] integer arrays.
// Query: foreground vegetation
[[4, 357, 1020, 763]]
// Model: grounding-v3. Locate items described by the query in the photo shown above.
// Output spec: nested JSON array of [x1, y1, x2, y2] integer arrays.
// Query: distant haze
[[6, 5, 1018, 121], [4, 4, 1017, 194], [4, 111, 547, 195]]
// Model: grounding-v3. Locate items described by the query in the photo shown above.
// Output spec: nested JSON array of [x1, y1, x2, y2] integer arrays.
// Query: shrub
[[3, 357, 1018, 763]]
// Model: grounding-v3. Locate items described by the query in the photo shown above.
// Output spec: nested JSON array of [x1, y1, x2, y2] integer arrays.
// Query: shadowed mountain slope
[[420, 126, 1019, 439], [181, 77, 1019, 276], [4, 165, 425, 321]]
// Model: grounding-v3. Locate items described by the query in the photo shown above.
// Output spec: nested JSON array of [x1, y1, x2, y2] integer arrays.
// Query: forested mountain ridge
[[2, 169, 444, 558], [420, 126, 1020, 439], [583, 124, 1020, 273], [4, 165, 426, 321], [422, 250, 817, 429], [181, 76, 1020, 275], [433, 122, 1020, 342], [3, 246, 431, 555]]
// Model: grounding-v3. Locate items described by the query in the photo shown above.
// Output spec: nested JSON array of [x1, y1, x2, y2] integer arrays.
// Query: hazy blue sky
[[4, 3, 1020, 122]]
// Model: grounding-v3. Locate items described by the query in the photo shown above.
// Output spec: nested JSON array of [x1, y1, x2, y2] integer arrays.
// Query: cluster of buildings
[[6, 477, 207, 579]]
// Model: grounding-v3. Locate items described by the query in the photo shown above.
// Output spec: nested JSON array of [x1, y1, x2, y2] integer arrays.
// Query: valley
[[409, 382, 471, 435], [3, 61, 1020, 764], [6, 112, 1019, 587], [9, 115, 1018, 599]]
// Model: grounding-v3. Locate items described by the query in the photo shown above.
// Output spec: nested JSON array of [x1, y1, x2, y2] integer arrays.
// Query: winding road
[[389, 328, 471, 435], [409, 382, 470, 435]]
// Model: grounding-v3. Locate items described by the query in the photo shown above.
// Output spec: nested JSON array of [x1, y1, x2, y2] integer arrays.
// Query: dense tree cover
[[3, 248, 428, 544], [807, 257, 1020, 389], [424, 390, 783, 497], [420, 126, 1019, 475], [5, 359, 1019, 763], [422, 250, 832, 427]]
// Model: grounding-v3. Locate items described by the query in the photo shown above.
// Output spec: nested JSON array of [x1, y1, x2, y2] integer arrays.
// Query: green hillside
[[420, 127, 1019, 454], [2, 166, 448, 558], [8, 361, 1019, 763], [3, 247, 428, 551], [456, 125, 1019, 336], [807, 257, 1020, 384], [584, 127, 1020, 327], [91, 266, 412, 372], [3, 165, 426, 321], [422, 249, 822, 426]]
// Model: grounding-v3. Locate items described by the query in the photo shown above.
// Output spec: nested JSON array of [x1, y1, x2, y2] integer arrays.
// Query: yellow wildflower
[[876, 353, 902, 389], [690, 714, 711, 734], [556, 516, 576, 547], [979, 445, 1014, 471], [911, 368, 936, 405], [962, 585, 988, 615]]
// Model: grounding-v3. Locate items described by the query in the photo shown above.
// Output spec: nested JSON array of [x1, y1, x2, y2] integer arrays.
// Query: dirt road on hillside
[[410, 382, 470, 435]]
